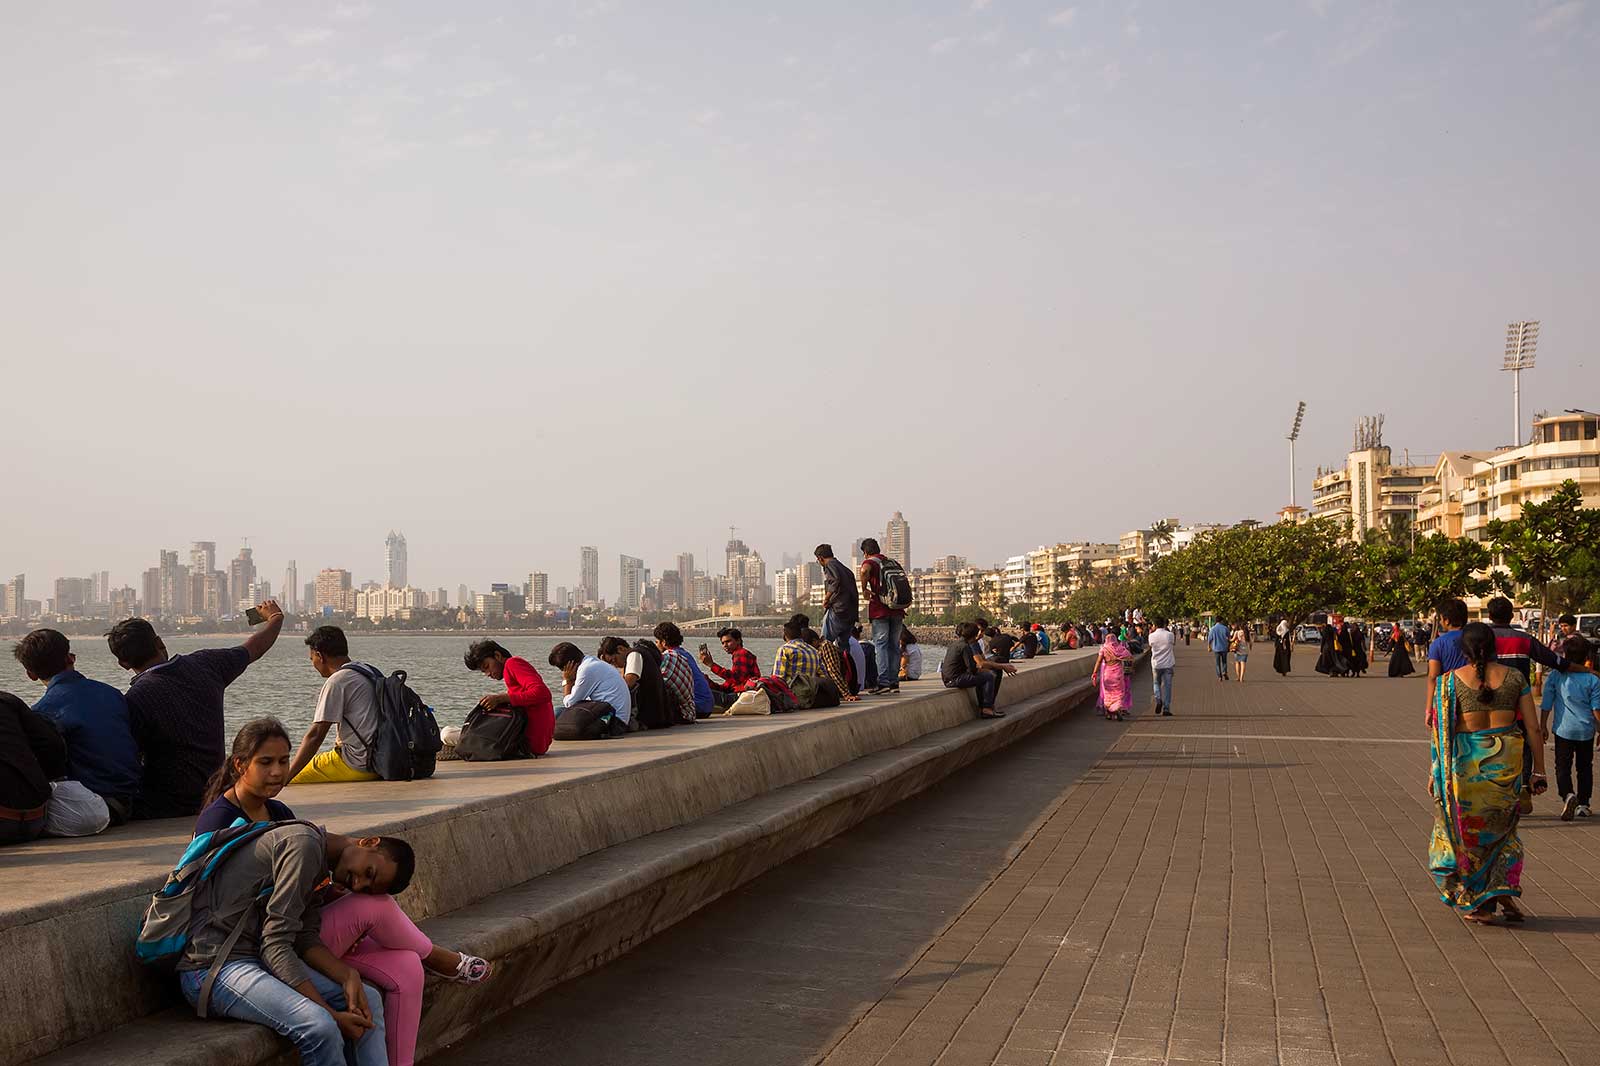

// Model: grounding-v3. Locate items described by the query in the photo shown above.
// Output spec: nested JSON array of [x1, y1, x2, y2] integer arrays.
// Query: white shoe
[[1579, 805, 1593, 818]]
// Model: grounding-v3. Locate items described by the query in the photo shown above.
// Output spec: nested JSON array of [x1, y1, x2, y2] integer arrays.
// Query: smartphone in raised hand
[[245, 606, 265, 625]]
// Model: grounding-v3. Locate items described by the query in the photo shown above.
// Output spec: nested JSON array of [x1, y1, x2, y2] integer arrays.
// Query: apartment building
[[1461, 410, 1600, 542]]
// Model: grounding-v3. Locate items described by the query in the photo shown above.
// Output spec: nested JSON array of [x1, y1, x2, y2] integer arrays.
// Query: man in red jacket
[[465, 641, 555, 756]]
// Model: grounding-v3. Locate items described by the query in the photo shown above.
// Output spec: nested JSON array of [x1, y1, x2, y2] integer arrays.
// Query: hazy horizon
[[3, 1, 1598, 601]]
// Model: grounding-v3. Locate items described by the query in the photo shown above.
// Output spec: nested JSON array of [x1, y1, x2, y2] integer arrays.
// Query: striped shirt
[[658, 647, 698, 723], [774, 640, 821, 691]]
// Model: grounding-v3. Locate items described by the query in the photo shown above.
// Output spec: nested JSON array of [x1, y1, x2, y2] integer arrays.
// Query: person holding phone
[[109, 600, 285, 819], [698, 627, 760, 709]]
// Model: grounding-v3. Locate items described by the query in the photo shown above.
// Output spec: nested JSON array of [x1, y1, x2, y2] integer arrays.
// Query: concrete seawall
[[9, 649, 1118, 1065]]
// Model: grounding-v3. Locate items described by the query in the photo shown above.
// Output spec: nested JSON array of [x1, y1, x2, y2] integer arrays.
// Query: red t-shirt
[[860, 555, 905, 621], [502, 656, 555, 756]]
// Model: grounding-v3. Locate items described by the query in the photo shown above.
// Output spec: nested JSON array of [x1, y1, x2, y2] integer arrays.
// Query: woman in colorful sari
[[1092, 631, 1134, 720], [1430, 622, 1547, 924]]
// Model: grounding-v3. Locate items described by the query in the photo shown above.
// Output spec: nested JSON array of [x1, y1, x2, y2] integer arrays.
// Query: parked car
[[1296, 624, 1322, 644]]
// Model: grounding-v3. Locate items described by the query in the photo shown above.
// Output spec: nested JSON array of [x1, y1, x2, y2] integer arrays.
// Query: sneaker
[[1580, 805, 1593, 818], [1562, 794, 1579, 821]]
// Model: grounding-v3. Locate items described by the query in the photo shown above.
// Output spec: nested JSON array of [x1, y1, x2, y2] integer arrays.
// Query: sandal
[[1499, 899, 1526, 923], [448, 954, 492, 983], [1462, 908, 1497, 926], [979, 709, 1006, 719]]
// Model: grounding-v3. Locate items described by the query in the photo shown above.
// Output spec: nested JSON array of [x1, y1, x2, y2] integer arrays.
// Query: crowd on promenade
[[0, 538, 1099, 1066]]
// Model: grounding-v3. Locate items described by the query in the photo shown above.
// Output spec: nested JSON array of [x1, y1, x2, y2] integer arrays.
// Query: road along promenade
[[13, 646, 1106, 1066], [429, 641, 1600, 1066]]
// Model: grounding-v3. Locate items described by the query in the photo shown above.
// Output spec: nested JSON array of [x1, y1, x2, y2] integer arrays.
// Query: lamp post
[[1502, 321, 1539, 445], [1287, 401, 1306, 513]]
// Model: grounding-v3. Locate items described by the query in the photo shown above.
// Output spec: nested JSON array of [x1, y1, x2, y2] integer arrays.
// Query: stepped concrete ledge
[[8, 649, 1112, 1065]]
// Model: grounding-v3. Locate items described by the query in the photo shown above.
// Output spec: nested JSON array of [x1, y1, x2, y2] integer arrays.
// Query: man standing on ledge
[[858, 538, 908, 695], [815, 543, 858, 663], [1207, 616, 1231, 682], [110, 600, 284, 819]]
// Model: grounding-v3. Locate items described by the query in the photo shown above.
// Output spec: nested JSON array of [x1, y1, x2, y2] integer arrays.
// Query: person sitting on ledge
[[13, 627, 140, 829], [285, 626, 382, 785], [0, 690, 65, 846], [851, 624, 879, 693], [465, 640, 555, 757], [549, 641, 631, 740], [943, 621, 1015, 719], [804, 626, 859, 703], [699, 627, 761, 709], [774, 618, 821, 709], [109, 601, 284, 820], [654, 622, 705, 724], [195, 717, 488, 1066], [900, 629, 923, 682]]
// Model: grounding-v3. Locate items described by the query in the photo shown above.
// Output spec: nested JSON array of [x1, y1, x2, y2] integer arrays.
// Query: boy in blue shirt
[[1541, 636, 1600, 821]]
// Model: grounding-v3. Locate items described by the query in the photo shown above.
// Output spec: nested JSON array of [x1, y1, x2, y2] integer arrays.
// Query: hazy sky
[[3, 1, 1597, 601]]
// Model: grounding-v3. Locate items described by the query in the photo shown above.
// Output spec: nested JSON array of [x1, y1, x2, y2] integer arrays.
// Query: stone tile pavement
[[435, 642, 1600, 1066], [818, 643, 1600, 1066]]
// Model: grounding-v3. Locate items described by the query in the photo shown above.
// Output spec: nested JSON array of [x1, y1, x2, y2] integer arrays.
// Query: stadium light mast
[[1502, 321, 1540, 445], [1287, 401, 1306, 512]]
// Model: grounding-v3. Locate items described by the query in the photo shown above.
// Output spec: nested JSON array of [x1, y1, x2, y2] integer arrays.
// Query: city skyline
[[3, 4, 1596, 602]]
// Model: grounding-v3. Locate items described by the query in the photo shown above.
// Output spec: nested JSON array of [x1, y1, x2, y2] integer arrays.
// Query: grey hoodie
[[178, 823, 328, 989]]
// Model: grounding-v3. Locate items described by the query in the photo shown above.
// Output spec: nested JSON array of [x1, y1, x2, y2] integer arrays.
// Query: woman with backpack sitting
[[195, 718, 491, 1066]]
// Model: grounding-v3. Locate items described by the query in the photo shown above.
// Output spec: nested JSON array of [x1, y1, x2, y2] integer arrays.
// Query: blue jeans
[[871, 616, 904, 689], [1213, 651, 1228, 677], [823, 610, 855, 661], [181, 960, 387, 1066], [944, 670, 1001, 710], [1153, 667, 1174, 711]]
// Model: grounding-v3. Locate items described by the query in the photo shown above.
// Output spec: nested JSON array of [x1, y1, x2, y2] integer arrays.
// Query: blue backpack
[[136, 819, 321, 1017]]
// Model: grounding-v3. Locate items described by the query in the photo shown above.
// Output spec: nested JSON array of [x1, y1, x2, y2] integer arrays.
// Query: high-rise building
[[433, 587, 449, 609], [315, 568, 354, 613], [726, 548, 768, 608], [658, 570, 683, 610], [457, 584, 469, 612], [724, 533, 750, 578], [675, 553, 695, 600], [885, 511, 911, 569], [578, 546, 600, 605], [528, 572, 549, 608], [283, 560, 299, 613], [92, 570, 111, 606], [140, 568, 159, 618], [774, 567, 799, 607], [203, 571, 228, 617], [158, 550, 189, 617], [1311, 416, 1432, 543], [190, 541, 216, 577], [555, 585, 569, 609], [229, 546, 256, 615], [618, 555, 645, 611], [109, 586, 137, 618], [53, 577, 90, 617], [385, 531, 408, 588]]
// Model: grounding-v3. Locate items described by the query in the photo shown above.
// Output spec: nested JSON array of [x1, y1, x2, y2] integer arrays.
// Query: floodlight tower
[[1287, 401, 1306, 512], [1503, 321, 1540, 445]]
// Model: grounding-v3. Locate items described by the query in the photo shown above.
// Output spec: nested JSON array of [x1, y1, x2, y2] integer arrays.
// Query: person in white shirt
[[1148, 618, 1177, 716], [548, 641, 632, 740]]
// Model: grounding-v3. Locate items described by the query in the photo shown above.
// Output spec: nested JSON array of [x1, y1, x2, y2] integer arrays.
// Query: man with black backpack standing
[[859, 538, 911, 696], [287, 626, 382, 785]]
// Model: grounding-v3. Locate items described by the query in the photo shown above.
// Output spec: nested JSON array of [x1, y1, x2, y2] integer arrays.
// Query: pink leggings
[[319, 893, 434, 1066]]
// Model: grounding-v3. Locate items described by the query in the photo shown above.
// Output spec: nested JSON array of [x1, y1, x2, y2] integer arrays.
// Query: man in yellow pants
[[287, 626, 382, 785]]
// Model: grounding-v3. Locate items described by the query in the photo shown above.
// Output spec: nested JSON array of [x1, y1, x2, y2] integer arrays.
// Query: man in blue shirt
[[1426, 598, 1470, 717], [1207, 618, 1231, 681], [13, 628, 140, 825], [549, 641, 633, 739], [1541, 636, 1600, 820]]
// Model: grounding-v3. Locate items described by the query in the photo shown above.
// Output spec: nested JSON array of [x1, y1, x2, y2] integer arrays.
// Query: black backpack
[[337, 664, 442, 781], [456, 704, 528, 761], [876, 557, 913, 611]]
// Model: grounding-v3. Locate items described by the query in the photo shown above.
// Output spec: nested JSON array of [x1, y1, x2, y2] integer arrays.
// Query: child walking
[[1540, 637, 1600, 821]]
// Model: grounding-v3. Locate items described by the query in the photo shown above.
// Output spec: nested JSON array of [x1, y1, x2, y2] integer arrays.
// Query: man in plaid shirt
[[699, 627, 761, 710], [654, 622, 700, 724]]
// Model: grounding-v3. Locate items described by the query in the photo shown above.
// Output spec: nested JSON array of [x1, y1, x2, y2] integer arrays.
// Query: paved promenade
[[436, 643, 1600, 1066]]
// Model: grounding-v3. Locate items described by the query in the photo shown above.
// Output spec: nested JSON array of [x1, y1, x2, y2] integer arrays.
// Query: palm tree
[[1148, 520, 1176, 556]]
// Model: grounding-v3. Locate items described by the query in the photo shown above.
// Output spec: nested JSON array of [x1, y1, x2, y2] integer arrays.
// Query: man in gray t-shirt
[[287, 626, 382, 784]]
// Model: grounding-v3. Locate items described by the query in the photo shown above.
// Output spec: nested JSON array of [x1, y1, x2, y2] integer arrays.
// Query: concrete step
[[16, 652, 1107, 1064]]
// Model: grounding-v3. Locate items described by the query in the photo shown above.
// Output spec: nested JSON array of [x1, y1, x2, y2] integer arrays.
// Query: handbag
[[726, 688, 772, 716]]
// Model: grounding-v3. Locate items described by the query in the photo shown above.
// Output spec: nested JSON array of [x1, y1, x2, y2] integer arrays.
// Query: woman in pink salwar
[[1093, 632, 1134, 720], [194, 719, 492, 1066]]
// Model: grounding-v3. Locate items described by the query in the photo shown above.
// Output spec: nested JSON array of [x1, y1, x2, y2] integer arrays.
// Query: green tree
[[1488, 480, 1597, 623], [1397, 534, 1497, 618]]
